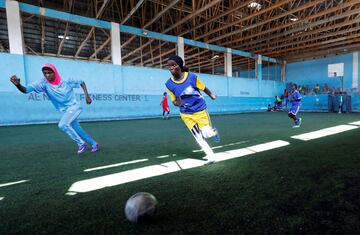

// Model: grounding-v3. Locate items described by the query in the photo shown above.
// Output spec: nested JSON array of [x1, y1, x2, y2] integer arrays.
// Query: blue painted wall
[[0, 53, 285, 125], [298, 95, 329, 112], [351, 94, 360, 112], [286, 52, 360, 112], [236, 64, 281, 81], [286, 52, 356, 90]]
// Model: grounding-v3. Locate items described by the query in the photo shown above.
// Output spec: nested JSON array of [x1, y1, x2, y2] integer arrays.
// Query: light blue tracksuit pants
[[58, 104, 96, 147]]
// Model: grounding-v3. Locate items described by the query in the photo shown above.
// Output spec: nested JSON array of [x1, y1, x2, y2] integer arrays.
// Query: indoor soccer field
[[1, 0, 360, 234], [1, 112, 360, 234]]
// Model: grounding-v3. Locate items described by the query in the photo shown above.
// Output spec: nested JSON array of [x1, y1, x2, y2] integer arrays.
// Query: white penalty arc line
[[0, 180, 29, 188]]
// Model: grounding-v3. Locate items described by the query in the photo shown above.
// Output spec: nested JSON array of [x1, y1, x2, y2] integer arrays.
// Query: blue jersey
[[25, 78, 83, 113], [165, 72, 206, 114], [290, 90, 302, 106]]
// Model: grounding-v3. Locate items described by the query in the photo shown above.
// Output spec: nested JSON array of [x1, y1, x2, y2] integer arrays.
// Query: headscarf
[[42, 63, 61, 85], [168, 55, 188, 72]]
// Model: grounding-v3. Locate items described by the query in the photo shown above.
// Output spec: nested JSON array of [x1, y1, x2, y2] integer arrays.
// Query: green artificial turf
[[0, 112, 360, 234]]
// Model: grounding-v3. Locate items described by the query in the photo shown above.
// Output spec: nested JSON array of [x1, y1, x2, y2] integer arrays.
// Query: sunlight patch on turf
[[349, 121, 360, 126], [67, 140, 289, 194], [0, 180, 29, 188], [210, 148, 255, 162], [192, 140, 249, 152], [84, 159, 148, 172], [175, 158, 207, 169], [68, 158, 207, 194], [247, 140, 290, 152], [291, 125, 358, 141], [212, 140, 289, 162]]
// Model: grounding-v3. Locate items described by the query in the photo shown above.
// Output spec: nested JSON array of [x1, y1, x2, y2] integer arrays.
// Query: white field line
[[84, 159, 148, 172], [0, 180, 29, 188], [156, 155, 170, 159], [85, 153, 179, 172]]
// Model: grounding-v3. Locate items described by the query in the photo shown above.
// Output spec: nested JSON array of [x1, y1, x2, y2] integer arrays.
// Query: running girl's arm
[[80, 82, 92, 104], [203, 87, 216, 100], [173, 97, 182, 106], [196, 76, 216, 100], [10, 75, 27, 93], [166, 88, 181, 106]]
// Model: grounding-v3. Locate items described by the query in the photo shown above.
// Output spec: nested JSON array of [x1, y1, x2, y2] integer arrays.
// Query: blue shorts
[[289, 104, 300, 115]]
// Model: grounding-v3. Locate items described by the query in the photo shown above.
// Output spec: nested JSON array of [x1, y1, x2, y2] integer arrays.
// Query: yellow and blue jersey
[[165, 72, 206, 114], [290, 90, 302, 106]]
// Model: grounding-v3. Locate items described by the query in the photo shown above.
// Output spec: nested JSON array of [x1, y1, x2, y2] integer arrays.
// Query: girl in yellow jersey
[[165, 55, 220, 164]]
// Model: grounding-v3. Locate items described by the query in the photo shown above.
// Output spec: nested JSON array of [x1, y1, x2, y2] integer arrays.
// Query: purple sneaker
[[91, 143, 100, 153], [77, 144, 87, 154]]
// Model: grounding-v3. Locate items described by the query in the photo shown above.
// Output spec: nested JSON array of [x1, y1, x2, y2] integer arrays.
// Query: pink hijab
[[42, 63, 61, 85]]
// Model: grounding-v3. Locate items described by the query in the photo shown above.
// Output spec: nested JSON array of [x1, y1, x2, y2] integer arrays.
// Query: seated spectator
[[305, 85, 311, 94], [274, 96, 283, 111], [330, 87, 336, 95], [314, 84, 320, 94], [298, 85, 304, 94], [323, 83, 329, 93]]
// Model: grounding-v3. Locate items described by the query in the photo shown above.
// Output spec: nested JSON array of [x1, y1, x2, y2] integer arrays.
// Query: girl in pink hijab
[[10, 64, 99, 154]]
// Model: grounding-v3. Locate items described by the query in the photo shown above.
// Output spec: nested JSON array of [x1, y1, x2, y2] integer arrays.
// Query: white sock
[[201, 125, 217, 139], [191, 125, 215, 159]]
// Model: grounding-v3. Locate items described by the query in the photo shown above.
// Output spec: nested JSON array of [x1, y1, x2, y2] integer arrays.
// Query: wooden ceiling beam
[[195, 0, 295, 42], [285, 42, 360, 62], [75, 0, 110, 58], [122, 0, 221, 61], [171, 0, 324, 65], [227, 0, 358, 48], [253, 24, 360, 55], [121, 0, 180, 49]]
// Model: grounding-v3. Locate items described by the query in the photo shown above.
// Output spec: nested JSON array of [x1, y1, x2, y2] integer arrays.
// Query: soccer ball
[[124, 192, 157, 223]]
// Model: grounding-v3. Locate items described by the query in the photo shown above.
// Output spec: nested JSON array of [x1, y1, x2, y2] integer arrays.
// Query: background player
[[160, 92, 170, 120], [288, 83, 302, 128]]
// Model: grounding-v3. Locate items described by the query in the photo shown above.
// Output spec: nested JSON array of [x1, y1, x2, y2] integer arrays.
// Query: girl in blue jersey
[[10, 64, 99, 154], [288, 83, 302, 128], [165, 55, 220, 164]]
